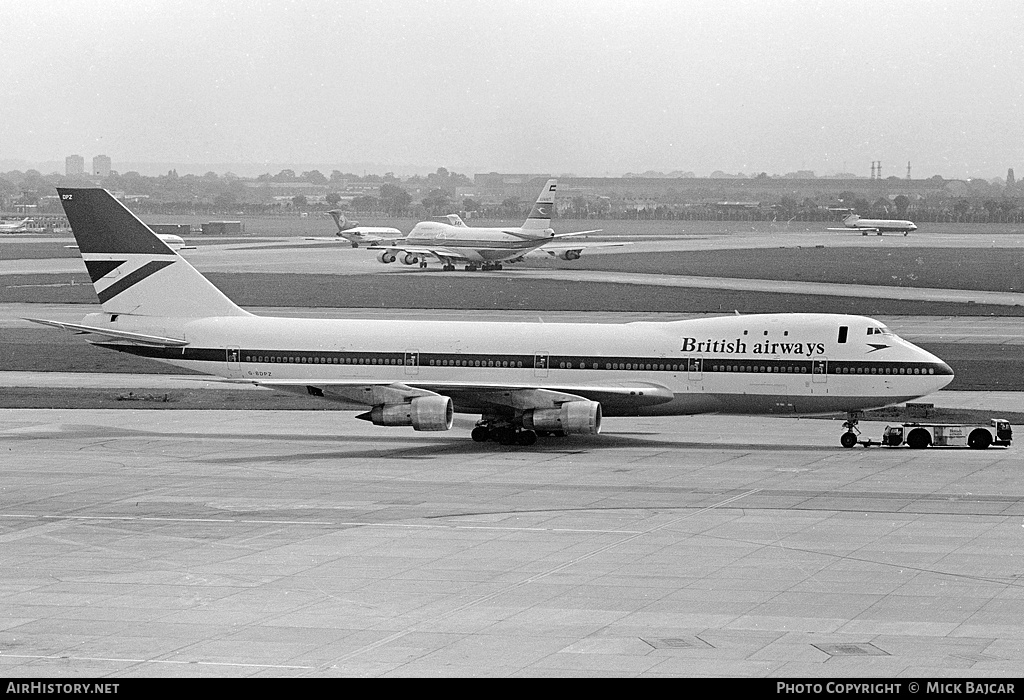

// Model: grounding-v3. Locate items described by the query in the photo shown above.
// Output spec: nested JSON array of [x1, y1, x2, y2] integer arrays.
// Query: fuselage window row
[[237, 352, 940, 376]]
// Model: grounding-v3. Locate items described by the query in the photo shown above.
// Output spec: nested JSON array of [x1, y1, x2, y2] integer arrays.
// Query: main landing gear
[[461, 262, 504, 272], [471, 419, 564, 447]]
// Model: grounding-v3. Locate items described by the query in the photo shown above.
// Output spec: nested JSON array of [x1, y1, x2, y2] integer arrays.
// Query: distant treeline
[[3, 167, 1023, 223]]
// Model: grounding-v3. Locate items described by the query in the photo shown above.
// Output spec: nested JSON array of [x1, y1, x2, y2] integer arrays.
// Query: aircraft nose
[[912, 343, 954, 391]]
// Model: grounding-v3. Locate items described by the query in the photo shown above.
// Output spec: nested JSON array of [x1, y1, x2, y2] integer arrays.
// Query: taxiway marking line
[[0, 653, 311, 670], [0, 513, 641, 535]]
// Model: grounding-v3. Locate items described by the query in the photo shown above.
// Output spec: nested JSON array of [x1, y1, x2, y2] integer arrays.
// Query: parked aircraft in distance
[[154, 233, 196, 250], [0, 218, 33, 233], [31, 187, 955, 448], [369, 179, 624, 271], [65, 232, 195, 251], [305, 210, 403, 248], [828, 213, 918, 236]]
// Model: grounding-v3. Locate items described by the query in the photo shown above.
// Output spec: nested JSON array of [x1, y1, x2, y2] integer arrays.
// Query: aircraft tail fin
[[843, 213, 860, 226], [521, 179, 557, 232], [57, 188, 250, 318], [328, 209, 357, 233]]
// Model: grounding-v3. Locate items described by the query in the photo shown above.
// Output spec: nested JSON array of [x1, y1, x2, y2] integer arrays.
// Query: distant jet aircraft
[[828, 213, 917, 236], [369, 179, 625, 271], [305, 210, 403, 248], [0, 218, 33, 233], [31, 187, 955, 448], [154, 233, 196, 250], [66, 232, 195, 251]]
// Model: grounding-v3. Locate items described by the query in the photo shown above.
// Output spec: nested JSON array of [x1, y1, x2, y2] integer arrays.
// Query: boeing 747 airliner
[[30, 188, 954, 447]]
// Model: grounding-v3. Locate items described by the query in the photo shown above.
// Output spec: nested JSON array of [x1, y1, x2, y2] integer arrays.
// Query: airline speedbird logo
[[681, 337, 826, 357], [83, 254, 175, 303]]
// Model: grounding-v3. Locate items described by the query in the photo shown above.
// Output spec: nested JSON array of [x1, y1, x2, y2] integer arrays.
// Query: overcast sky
[[1, 0, 1021, 178]]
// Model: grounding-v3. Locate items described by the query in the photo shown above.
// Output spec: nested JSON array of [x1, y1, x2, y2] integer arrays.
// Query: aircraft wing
[[531, 241, 631, 258], [232, 378, 674, 413], [550, 229, 603, 238], [366, 244, 472, 262], [304, 236, 382, 242], [826, 226, 879, 232], [502, 228, 603, 241]]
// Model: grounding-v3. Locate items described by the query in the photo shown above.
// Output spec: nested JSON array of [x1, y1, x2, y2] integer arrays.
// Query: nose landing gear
[[840, 413, 861, 447], [840, 411, 880, 448]]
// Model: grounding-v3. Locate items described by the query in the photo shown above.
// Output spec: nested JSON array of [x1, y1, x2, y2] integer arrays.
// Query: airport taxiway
[[2, 409, 1023, 677], [5, 228, 1024, 307], [3, 225, 1023, 677]]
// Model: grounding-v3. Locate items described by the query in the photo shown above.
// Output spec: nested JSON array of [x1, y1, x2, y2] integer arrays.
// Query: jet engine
[[376, 250, 397, 264], [556, 250, 581, 261], [401, 253, 420, 265], [363, 396, 453, 431], [523, 400, 601, 435]]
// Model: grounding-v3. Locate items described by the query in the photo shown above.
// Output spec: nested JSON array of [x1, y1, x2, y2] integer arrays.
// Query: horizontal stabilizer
[[24, 318, 189, 346]]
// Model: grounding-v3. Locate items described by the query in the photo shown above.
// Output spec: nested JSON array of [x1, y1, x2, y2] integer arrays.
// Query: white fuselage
[[88, 311, 953, 417], [403, 221, 553, 263], [0, 219, 32, 233], [340, 226, 402, 238], [847, 218, 917, 233]]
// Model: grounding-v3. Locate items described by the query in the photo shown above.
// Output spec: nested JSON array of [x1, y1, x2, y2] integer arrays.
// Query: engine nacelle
[[556, 249, 581, 261], [523, 401, 601, 435], [401, 253, 420, 265], [376, 250, 397, 264], [366, 396, 453, 431]]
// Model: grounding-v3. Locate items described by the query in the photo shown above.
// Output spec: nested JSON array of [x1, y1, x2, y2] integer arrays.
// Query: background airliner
[[305, 210, 403, 247], [369, 179, 624, 271], [31, 187, 954, 449], [828, 213, 918, 236], [66, 232, 195, 252], [0, 218, 33, 233]]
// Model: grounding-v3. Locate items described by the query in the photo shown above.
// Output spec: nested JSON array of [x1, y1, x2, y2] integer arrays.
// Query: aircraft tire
[[968, 429, 992, 450], [495, 427, 517, 445], [517, 430, 537, 446], [840, 432, 858, 448], [471, 427, 490, 443]]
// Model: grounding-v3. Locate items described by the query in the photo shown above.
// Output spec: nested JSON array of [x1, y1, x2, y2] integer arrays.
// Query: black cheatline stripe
[[96, 345, 953, 376], [97, 260, 175, 303], [84, 260, 126, 283]]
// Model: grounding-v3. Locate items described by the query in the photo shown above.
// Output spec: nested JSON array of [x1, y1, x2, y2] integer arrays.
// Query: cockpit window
[[867, 326, 893, 336]]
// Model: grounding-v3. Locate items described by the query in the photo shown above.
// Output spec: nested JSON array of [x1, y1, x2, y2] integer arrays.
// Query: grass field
[[527, 248, 1024, 293], [3, 272, 1022, 317]]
